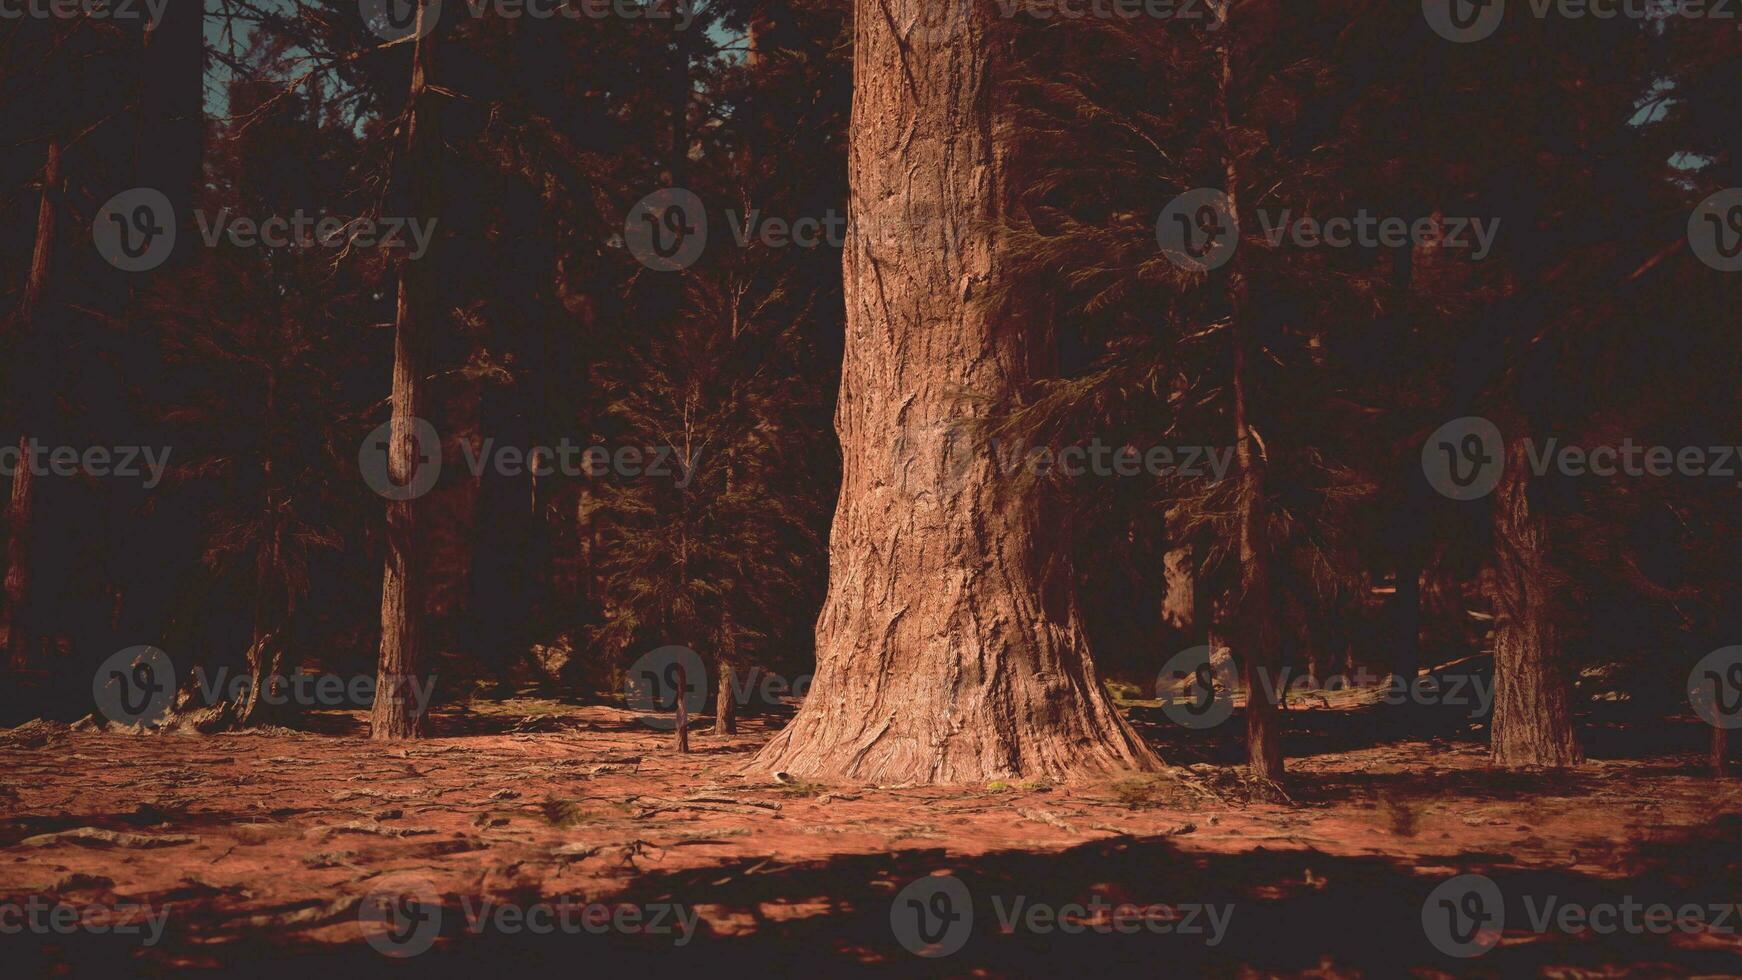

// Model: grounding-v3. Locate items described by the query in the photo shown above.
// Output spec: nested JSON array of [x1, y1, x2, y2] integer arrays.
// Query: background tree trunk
[[3, 139, 61, 670], [1390, 556, 1422, 688], [713, 659, 737, 735], [1215, 1, 1283, 782], [744, 0, 1162, 784], [373, 1, 441, 740], [1161, 542, 1194, 638], [1485, 437, 1582, 768]]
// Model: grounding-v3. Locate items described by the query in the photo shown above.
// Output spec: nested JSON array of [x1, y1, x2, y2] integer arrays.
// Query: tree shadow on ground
[[10, 814, 1739, 977]]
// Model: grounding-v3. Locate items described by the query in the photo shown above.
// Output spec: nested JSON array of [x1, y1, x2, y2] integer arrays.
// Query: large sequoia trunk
[[372, 1, 441, 740], [745, 0, 1162, 784], [1485, 436, 1582, 768]]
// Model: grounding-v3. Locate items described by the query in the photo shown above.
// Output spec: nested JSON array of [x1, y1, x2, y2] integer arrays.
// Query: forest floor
[[2, 696, 1739, 977]]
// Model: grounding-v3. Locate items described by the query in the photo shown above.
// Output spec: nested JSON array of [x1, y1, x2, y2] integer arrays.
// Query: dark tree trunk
[[373, 0, 441, 740], [3, 435, 35, 671], [1391, 557, 1422, 688], [744, 0, 1162, 784], [137, 0, 203, 267], [237, 499, 290, 728], [4, 139, 61, 670], [1485, 437, 1582, 768], [1215, 1, 1283, 783], [674, 661, 691, 753], [668, 10, 690, 185], [1161, 541, 1195, 640]]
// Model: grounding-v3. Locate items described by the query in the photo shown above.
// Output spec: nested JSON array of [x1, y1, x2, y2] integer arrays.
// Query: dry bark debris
[[309, 821, 438, 840], [19, 828, 197, 849]]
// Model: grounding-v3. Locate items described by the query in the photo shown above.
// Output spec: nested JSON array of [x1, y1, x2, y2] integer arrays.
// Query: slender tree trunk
[[1391, 557, 1422, 687], [237, 628, 286, 727], [1214, 1, 1283, 782], [373, 1, 441, 740], [238, 498, 288, 728], [3, 436, 34, 671], [1485, 436, 1582, 768], [668, 9, 690, 185], [4, 139, 61, 670], [674, 661, 691, 753], [714, 659, 737, 735], [745, 0, 1162, 784], [1233, 340, 1283, 780]]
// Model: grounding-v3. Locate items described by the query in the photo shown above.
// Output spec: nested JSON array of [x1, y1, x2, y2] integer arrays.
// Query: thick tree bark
[[1485, 437, 1582, 768], [744, 0, 1162, 784], [4, 139, 61, 670], [373, 1, 441, 740]]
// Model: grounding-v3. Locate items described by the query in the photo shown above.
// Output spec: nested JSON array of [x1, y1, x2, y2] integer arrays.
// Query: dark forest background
[[1, 0, 1739, 757]]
